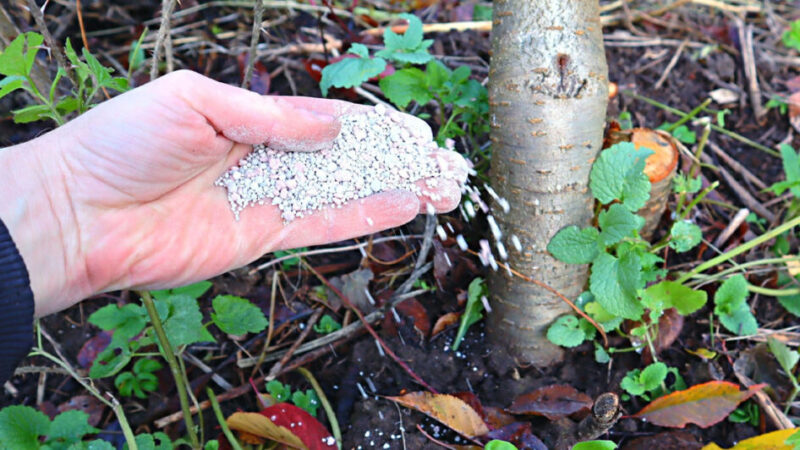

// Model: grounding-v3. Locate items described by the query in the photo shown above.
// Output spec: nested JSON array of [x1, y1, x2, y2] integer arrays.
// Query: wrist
[[0, 129, 91, 316]]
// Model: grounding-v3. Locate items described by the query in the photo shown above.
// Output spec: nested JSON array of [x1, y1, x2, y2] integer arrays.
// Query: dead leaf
[[621, 430, 702, 449], [227, 404, 336, 450], [633, 381, 765, 428], [57, 395, 105, 427], [483, 406, 517, 429], [485, 422, 547, 450], [700, 428, 796, 449], [432, 312, 462, 337], [632, 128, 679, 184], [77, 331, 112, 368], [709, 88, 739, 104], [505, 384, 592, 420], [784, 255, 800, 277], [387, 391, 489, 438], [382, 298, 430, 340]]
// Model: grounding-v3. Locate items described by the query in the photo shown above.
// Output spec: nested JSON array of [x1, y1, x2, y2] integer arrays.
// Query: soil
[[2, 1, 800, 449]]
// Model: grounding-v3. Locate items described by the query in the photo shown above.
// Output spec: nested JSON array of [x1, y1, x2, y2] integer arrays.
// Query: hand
[[0, 70, 466, 316]]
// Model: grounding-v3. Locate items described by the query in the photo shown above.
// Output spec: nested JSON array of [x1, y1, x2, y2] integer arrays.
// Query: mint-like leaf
[[375, 13, 433, 64], [211, 295, 268, 335], [379, 68, 432, 108], [546, 315, 586, 348], [589, 142, 653, 211], [151, 280, 212, 301], [644, 281, 707, 315], [714, 275, 757, 336], [598, 203, 644, 246], [0, 405, 50, 448], [0, 32, 43, 77], [319, 45, 386, 96], [547, 226, 600, 264], [669, 221, 702, 253], [47, 410, 97, 446], [158, 294, 215, 347], [768, 337, 800, 378], [639, 362, 668, 391], [590, 252, 643, 320], [89, 303, 147, 348]]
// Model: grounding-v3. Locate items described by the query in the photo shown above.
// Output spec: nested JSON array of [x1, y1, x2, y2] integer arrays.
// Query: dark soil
[[2, 1, 800, 449]]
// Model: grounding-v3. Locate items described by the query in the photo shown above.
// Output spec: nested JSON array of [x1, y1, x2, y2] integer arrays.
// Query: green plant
[[766, 96, 789, 115], [115, 358, 163, 399], [728, 400, 759, 427], [620, 362, 667, 399], [713, 275, 757, 336], [0, 32, 128, 125], [453, 277, 487, 350], [485, 440, 518, 450], [272, 247, 308, 270], [265, 380, 321, 416], [782, 20, 800, 51], [0, 405, 104, 449], [767, 144, 800, 199], [572, 441, 618, 450], [319, 14, 488, 147], [313, 314, 342, 334]]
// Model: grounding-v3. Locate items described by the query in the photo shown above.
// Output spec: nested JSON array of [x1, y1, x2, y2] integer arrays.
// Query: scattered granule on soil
[[217, 104, 458, 221]]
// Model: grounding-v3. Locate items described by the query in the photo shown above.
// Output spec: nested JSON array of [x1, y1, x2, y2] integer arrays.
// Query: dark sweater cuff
[[0, 218, 35, 384]]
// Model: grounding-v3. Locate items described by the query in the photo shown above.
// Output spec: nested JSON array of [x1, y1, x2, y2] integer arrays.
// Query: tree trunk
[[487, 0, 609, 366]]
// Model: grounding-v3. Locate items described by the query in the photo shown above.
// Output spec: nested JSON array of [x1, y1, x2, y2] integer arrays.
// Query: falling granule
[[217, 105, 462, 221], [456, 234, 468, 251], [464, 200, 476, 218], [496, 241, 508, 260], [511, 234, 522, 252], [478, 239, 492, 266], [436, 224, 447, 241], [487, 215, 502, 239], [480, 295, 492, 313], [497, 197, 510, 213]]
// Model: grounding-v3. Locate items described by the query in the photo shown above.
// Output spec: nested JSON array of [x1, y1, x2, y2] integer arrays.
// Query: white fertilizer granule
[[217, 105, 456, 221]]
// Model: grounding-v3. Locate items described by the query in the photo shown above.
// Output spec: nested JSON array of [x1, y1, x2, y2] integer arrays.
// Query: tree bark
[[487, 0, 609, 366]]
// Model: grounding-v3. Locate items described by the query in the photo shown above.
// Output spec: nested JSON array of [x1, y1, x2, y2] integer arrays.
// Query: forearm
[[0, 129, 91, 316]]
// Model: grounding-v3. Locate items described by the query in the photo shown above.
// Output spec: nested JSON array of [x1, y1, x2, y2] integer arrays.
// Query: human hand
[[0, 70, 466, 316]]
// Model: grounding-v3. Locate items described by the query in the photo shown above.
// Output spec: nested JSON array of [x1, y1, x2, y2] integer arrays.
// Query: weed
[[266, 380, 321, 416], [728, 401, 759, 427], [313, 314, 342, 334], [453, 277, 487, 350], [766, 96, 789, 115], [782, 20, 800, 52], [0, 32, 128, 125], [115, 358, 162, 399]]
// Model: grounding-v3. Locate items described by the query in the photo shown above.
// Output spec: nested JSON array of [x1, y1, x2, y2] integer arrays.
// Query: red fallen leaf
[[77, 331, 112, 368], [483, 406, 517, 429], [788, 91, 800, 134], [387, 391, 489, 438], [57, 395, 105, 427], [227, 403, 336, 449], [382, 298, 430, 339], [640, 308, 684, 363], [633, 381, 766, 428], [506, 384, 593, 420], [451, 392, 486, 421], [432, 312, 461, 338]]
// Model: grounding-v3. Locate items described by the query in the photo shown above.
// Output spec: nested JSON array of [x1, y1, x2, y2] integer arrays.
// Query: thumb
[[165, 70, 341, 151]]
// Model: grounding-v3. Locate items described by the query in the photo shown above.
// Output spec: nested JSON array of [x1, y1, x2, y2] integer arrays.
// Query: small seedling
[[266, 379, 293, 402], [313, 314, 342, 334], [713, 275, 757, 336], [291, 389, 321, 416], [115, 358, 162, 399], [620, 362, 667, 400], [728, 401, 759, 427], [766, 96, 789, 115], [485, 440, 518, 450], [572, 441, 618, 450], [768, 337, 800, 413], [782, 20, 800, 52], [453, 277, 487, 350], [273, 247, 308, 270]]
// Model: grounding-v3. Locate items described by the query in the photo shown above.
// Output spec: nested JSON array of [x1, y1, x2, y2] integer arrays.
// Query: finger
[[160, 70, 341, 150], [277, 97, 434, 142]]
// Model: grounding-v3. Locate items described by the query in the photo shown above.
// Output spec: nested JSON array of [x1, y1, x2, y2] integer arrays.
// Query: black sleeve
[[0, 218, 35, 384]]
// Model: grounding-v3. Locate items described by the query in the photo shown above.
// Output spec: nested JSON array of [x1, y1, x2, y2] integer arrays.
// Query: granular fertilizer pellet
[[216, 105, 459, 221]]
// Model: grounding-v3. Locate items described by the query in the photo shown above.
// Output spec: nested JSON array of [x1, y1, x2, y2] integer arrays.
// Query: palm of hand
[[49, 71, 462, 296]]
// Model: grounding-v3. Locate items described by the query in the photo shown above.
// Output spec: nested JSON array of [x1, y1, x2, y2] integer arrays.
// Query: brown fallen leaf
[[505, 384, 593, 420], [382, 298, 430, 340], [432, 312, 462, 337], [387, 391, 489, 438], [633, 381, 765, 428], [621, 430, 702, 450], [701, 428, 796, 449]]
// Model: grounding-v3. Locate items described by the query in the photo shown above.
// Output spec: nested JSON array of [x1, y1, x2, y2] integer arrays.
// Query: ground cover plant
[[2, 0, 800, 449]]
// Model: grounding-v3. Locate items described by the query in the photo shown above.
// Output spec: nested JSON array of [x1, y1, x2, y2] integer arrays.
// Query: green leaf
[[640, 362, 668, 391], [768, 337, 800, 378], [89, 303, 147, 347], [87, 439, 116, 450], [644, 281, 707, 315], [56, 96, 79, 115], [589, 142, 653, 211], [0, 405, 50, 448], [204, 440, 220, 450], [589, 252, 643, 320], [547, 226, 600, 264], [375, 13, 433, 64], [673, 174, 702, 194], [90, 345, 133, 379], [211, 295, 268, 335], [669, 221, 702, 253], [485, 440, 518, 450], [128, 29, 148, 73], [291, 389, 320, 416], [598, 203, 645, 246], [47, 410, 97, 445], [65, 38, 90, 83], [546, 315, 587, 348], [0, 75, 25, 99], [133, 358, 162, 375], [124, 432, 173, 450], [151, 281, 212, 301], [584, 301, 623, 331], [778, 144, 800, 199], [718, 303, 758, 336], [782, 20, 800, 51], [572, 440, 618, 450], [319, 46, 386, 96], [671, 125, 696, 144], [786, 428, 800, 448], [379, 68, 432, 108], [313, 314, 342, 334], [104, 77, 129, 93], [159, 294, 215, 347], [0, 32, 43, 77], [82, 47, 113, 87], [12, 104, 53, 123], [266, 380, 292, 402], [425, 60, 451, 90], [620, 369, 646, 396], [115, 371, 138, 397], [714, 275, 749, 315], [453, 277, 486, 350]]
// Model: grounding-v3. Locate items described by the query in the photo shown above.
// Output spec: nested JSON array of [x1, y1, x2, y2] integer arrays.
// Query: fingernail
[[306, 108, 337, 124]]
